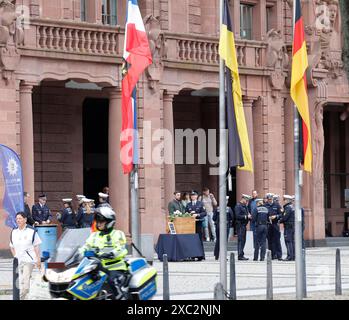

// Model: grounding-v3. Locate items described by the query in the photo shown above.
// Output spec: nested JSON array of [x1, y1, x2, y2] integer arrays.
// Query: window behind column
[[240, 3, 253, 40], [81, 0, 87, 21], [102, 0, 117, 26]]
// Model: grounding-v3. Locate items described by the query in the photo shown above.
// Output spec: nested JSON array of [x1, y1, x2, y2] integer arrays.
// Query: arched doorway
[[172, 89, 237, 205]]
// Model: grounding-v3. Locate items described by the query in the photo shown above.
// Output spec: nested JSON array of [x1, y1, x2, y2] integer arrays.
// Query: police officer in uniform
[[235, 194, 252, 261], [80, 207, 129, 299], [213, 196, 234, 261], [32, 194, 52, 225], [57, 198, 77, 230], [265, 193, 283, 260], [98, 192, 112, 208], [186, 191, 207, 260], [252, 199, 269, 261], [279, 195, 295, 261], [77, 198, 95, 228]]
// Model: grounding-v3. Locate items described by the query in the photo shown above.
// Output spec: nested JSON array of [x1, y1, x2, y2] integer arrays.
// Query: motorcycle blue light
[[84, 251, 95, 257]]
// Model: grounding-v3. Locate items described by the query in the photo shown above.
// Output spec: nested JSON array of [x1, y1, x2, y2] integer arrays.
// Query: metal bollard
[[230, 253, 237, 300], [302, 249, 307, 298], [13, 258, 20, 300], [214, 282, 225, 300], [335, 248, 342, 296], [266, 250, 273, 300], [163, 254, 170, 300]]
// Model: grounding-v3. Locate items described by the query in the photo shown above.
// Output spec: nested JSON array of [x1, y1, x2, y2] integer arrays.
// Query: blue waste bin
[[35, 225, 58, 258]]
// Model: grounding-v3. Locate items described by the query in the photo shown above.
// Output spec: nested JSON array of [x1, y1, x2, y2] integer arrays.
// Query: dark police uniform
[[235, 202, 250, 259], [213, 206, 234, 260], [32, 203, 52, 224], [265, 201, 283, 260], [186, 201, 207, 256], [59, 207, 77, 230], [252, 204, 269, 261], [77, 207, 95, 228], [279, 203, 295, 260], [24, 203, 35, 226], [97, 202, 112, 209]]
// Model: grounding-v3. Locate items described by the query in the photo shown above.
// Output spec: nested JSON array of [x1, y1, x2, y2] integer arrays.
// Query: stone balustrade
[[20, 19, 267, 70], [164, 32, 267, 69], [22, 18, 122, 56]]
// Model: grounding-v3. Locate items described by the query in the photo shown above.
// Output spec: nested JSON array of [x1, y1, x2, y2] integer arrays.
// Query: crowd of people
[[168, 189, 303, 262], [22, 187, 111, 231]]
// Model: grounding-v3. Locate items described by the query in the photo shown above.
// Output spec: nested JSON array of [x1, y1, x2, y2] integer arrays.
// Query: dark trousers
[[250, 221, 257, 249], [284, 226, 295, 260], [268, 224, 282, 259], [237, 224, 247, 258], [196, 221, 205, 259], [254, 225, 268, 261], [214, 224, 230, 260]]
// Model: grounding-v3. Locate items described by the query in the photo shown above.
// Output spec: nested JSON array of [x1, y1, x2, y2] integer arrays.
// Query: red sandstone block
[[41, 143, 72, 153], [42, 172, 73, 182], [41, 153, 72, 163], [189, 6, 201, 16], [42, 182, 73, 191]]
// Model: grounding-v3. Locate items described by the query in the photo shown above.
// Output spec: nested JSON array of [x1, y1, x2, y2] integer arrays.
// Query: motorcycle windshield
[[50, 228, 92, 264]]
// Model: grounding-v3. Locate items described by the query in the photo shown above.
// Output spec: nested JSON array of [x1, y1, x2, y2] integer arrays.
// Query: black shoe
[[278, 258, 283, 261], [260, 259, 265, 261], [238, 257, 249, 261], [253, 258, 258, 261]]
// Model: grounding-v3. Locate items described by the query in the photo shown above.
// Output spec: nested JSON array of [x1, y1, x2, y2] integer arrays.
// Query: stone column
[[236, 98, 255, 199], [106, 88, 130, 233], [163, 93, 175, 212], [20, 82, 35, 207]]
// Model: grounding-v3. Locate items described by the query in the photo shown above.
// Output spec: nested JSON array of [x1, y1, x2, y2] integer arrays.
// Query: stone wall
[[32, 83, 84, 213]]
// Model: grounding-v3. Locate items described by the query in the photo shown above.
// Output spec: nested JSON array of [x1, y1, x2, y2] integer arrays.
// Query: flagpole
[[294, 107, 303, 300], [131, 165, 140, 256], [293, 0, 303, 300], [219, 0, 228, 293]]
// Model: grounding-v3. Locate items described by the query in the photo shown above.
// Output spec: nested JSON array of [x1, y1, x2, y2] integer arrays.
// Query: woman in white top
[[9, 212, 42, 300]]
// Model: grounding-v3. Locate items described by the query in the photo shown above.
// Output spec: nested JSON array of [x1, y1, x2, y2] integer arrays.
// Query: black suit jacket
[[185, 201, 207, 222]]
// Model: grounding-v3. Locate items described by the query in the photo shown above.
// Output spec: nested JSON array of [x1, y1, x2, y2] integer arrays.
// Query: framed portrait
[[168, 222, 176, 234]]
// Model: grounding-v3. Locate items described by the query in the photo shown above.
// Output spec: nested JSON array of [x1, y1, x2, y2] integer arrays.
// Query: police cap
[[242, 194, 252, 200], [98, 192, 109, 199]]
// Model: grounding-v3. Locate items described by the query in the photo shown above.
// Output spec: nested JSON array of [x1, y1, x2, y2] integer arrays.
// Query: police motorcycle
[[44, 242, 157, 300]]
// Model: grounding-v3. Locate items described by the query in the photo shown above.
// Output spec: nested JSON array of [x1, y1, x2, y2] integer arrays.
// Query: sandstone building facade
[[0, 0, 348, 250]]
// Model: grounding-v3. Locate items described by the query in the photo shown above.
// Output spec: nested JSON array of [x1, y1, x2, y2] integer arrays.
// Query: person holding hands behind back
[[186, 191, 207, 260]]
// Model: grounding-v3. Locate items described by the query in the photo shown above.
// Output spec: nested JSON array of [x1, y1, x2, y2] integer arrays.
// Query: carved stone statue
[[144, 14, 167, 90], [308, 0, 343, 79], [266, 29, 289, 92], [0, 0, 24, 83]]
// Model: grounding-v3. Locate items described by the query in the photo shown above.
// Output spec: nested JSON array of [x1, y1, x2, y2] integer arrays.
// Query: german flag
[[218, 0, 253, 172], [290, 0, 312, 172]]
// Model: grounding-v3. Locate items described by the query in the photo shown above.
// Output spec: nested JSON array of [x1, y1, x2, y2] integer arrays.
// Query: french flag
[[121, 0, 152, 174]]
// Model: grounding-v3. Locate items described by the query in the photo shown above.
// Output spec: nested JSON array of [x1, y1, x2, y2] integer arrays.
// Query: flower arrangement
[[168, 210, 192, 222]]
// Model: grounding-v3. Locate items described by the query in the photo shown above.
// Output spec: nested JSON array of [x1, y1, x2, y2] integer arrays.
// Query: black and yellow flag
[[219, 0, 253, 172]]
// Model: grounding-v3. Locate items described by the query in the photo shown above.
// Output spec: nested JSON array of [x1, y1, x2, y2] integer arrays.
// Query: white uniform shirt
[[9, 226, 42, 264]]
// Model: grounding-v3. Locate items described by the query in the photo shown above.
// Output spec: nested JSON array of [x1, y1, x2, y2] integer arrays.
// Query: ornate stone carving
[[313, 99, 326, 197], [144, 14, 167, 90], [307, 0, 343, 80], [266, 29, 289, 93], [0, 0, 24, 83]]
